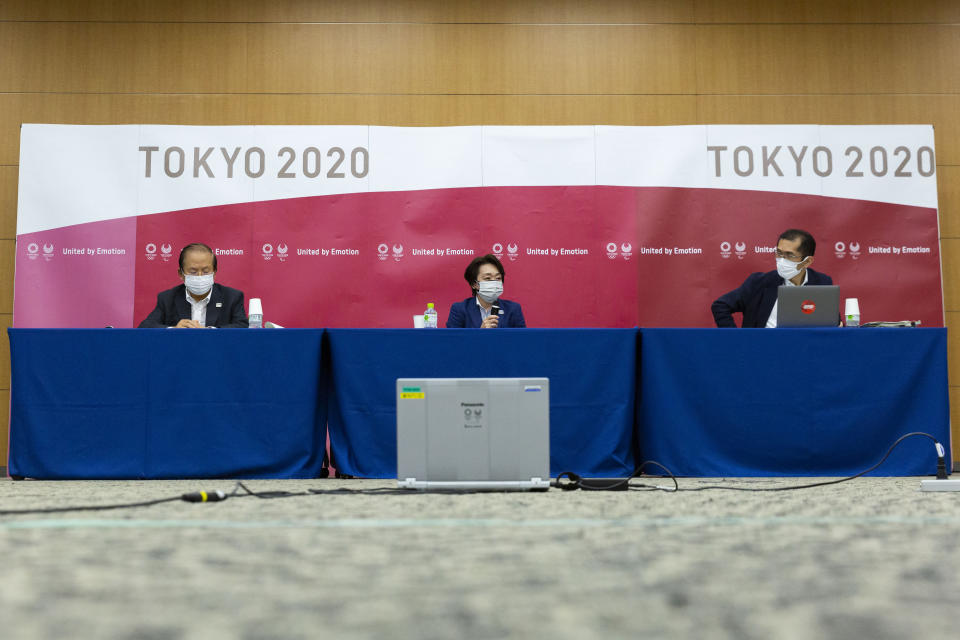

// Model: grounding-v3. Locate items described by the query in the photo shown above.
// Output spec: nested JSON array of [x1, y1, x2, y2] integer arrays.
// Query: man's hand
[[175, 319, 204, 328], [481, 315, 499, 329]]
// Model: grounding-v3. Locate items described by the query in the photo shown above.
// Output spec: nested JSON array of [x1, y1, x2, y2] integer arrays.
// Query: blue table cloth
[[324, 329, 640, 478], [8, 329, 328, 479], [8, 327, 948, 480], [639, 328, 951, 476]]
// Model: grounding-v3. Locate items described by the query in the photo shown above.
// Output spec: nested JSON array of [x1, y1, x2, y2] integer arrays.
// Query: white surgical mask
[[776, 256, 805, 281], [184, 273, 214, 296], [476, 280, 503, 303]]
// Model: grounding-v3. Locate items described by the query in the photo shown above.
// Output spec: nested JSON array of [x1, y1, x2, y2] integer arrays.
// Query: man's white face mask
[[184, 273, 214, 296], [776, 256, 806, 281], [477, 280, 503, 303]]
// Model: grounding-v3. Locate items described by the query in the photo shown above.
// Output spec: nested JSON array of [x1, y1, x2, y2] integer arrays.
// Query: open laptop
[[777, 285, 840, 327], [396, 378, 550, 491]]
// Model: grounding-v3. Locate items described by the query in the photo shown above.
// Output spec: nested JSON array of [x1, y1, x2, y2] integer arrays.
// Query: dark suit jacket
[[446, 297, 526, 328], [138, 283, 249, 328], [711, 268, 833, 328]]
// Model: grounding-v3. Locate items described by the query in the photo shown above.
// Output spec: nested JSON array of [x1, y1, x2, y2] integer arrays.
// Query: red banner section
[[14, 186, 941, 329], [634, 187, 942, 327]]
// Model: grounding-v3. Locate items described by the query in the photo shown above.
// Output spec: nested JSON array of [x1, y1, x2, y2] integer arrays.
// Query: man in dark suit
[[138, 242, 248, 328], [712, 229, 833, 328], [446, 254, 526, 328]]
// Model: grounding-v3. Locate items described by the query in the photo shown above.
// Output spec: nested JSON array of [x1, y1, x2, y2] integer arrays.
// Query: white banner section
[[18, 124, 937, 235]]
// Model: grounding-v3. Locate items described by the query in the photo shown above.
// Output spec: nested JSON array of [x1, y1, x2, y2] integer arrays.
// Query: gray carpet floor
[[1, 477, 959, 639]]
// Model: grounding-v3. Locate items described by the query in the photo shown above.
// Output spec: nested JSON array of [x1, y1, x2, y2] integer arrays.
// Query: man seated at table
[[446, 254, 526, 328], [711, 228, 833, 328], [138, 242, 248, 328]]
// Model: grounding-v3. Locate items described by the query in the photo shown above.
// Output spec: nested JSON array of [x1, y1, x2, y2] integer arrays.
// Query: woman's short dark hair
[[778, 229, 816, 257], [178, 242, 218, 274], [464, 254, 505, 293]]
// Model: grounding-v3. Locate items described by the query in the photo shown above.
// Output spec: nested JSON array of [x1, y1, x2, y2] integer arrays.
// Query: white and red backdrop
[[14, 124, 942, 328]]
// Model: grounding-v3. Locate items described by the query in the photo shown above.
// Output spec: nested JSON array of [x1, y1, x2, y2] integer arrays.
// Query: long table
[[324, 329, 639, 478], [640, 328, 950, 476], [7, 329, 329, 479], [6, 327, 951, 479]]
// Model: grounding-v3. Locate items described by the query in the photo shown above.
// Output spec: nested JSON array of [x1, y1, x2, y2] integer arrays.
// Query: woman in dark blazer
[[446, 254, 526, 328]]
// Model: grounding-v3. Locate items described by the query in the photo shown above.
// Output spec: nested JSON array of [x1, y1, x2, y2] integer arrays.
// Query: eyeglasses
[[774, 249, 805, 262], [183, 268, 214, 276]]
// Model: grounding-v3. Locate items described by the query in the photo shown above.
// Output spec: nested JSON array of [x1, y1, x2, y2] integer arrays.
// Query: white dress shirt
[[765, 269, 809, 328], [476, 296, 492, 322], [186, 287, 212, 327]]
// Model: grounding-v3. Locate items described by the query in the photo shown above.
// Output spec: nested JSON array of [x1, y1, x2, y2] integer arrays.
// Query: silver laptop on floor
[[777, 285, 840, 327], [396, 378, 550, 491]]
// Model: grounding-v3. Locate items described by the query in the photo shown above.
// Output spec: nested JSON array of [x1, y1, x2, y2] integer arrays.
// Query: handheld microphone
[[491, 303, 500, 316]]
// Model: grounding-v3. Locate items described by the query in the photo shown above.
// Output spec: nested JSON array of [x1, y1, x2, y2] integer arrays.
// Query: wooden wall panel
[[0, 167, 17, 239], [695, 25, 960, 95], [0, 241, 13, 315], [0, 23, 698, 95], [695, 0, 960, 24], [940, 239, 960, 310], [698, 95, 823, 123], [0, 22, 251, 93], [5, 0, 960, 25], [939, 166, 960, 238], [242, 94, 703, 127], [946, 311, 960, 384], [0, 0, 695, 24], [249, 24, 696, 95]]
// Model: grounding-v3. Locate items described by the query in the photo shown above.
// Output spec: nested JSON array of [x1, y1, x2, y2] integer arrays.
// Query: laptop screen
[[396, 378, 550, 489], [777, 285, 840, 327]]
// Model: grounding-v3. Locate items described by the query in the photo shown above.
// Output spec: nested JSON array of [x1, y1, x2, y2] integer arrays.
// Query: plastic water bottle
[[423, 302, 438, 328], [248, 297, 263, 328]]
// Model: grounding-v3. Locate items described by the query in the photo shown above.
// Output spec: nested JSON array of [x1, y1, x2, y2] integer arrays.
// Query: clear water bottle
[[423, 302, 438, 329], [248, 298, 263, 328]]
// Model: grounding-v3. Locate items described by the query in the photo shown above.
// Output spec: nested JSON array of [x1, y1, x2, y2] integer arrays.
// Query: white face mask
[[476, 280, 503, 303], [184, 273, 214, 296], [776, 256, 806, 281]]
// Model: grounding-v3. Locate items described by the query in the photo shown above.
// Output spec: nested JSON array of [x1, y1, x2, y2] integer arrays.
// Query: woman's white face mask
[[476, 280, 503, 303]]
